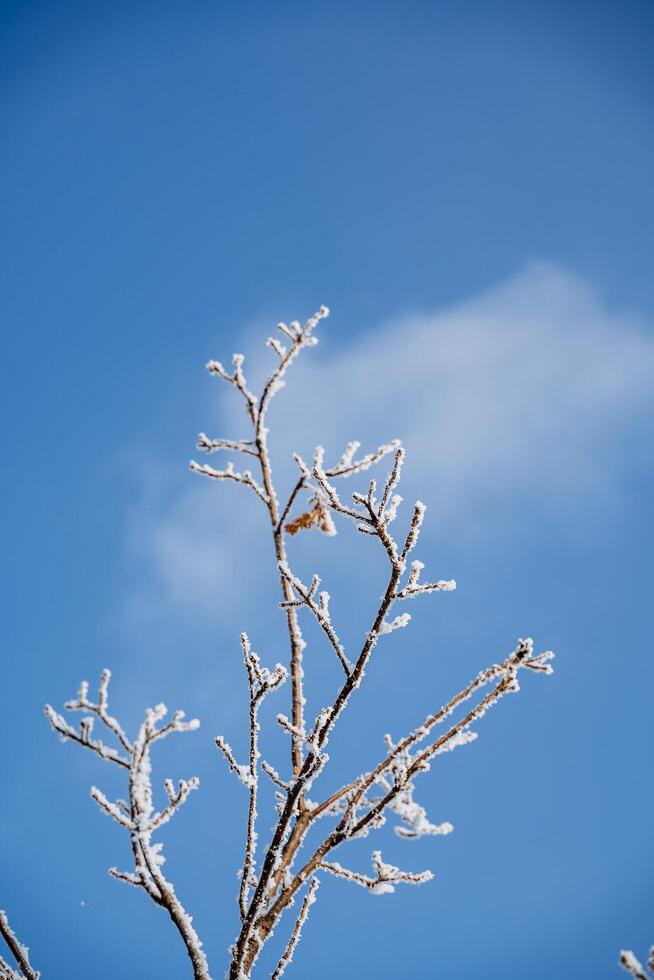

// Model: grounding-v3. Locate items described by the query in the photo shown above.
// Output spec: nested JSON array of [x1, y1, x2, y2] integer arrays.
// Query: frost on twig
[[215, 635, 288, 921], [620, 948, 654, 979], [271, 878, 319, 980], [321, 850, 432, 895], [278, 563, 351, 676], [45, 672, 209, 980], [0, 910, 39, 980], [189, 460, 269, 505]]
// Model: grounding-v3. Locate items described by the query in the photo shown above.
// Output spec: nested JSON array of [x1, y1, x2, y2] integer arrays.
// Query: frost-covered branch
[[185, 305, 554, 979], [44, 669, 131, 768], [0, 911, 39, 980], [271, 878, 319, 980], [42, 303, 557, 979], [278, 563, 351, 676], [196, 433, 258, 457], [321, 850, 432, 895], [620, 948, 654, 979], [189, 460, 269, 505], [45, 673, 209, 980], [215, 635, 288, 922], [195, 307, 334, 786], [342, 640, 553, 842]]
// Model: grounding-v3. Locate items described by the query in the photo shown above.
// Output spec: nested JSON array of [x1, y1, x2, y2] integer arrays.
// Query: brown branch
[[195, 307, 553, 979], [0, 910, 39, 980]]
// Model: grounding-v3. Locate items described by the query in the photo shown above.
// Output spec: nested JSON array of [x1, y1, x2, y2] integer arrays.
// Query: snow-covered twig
[[278, 563, 351, 676], [620, 948, 654, 979], [45, 673, 209, 980], [321, 850, 432, 895], [271, 878, 319, 979], [189, 460, 269, 505], [222, 635, 288, 921], [196, 433, 258, 457], [171, 305, 554, 978], [0, 911, 39, 980]]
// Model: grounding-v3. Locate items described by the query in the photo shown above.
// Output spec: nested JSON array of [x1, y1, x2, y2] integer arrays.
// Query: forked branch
[[193, 306, 554, 979], [45, 672, 209, 980]]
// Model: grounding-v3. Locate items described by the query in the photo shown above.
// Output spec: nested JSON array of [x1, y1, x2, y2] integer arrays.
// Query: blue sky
[[2, 2, 653, 978]]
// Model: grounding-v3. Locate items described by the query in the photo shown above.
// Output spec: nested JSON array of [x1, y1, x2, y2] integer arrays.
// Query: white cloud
[[126, 262, 654, 621]]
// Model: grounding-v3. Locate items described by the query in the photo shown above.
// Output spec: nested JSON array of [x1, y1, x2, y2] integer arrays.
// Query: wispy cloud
[[125, 262, 654, 622]]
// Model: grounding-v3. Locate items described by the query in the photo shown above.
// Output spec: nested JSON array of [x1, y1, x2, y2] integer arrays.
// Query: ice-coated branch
[[620, 948, 654, 979], [271, 878, 319, 980], [0, 911, 39, 980], [46, 673, 209, 980], [250, 637, 553, 968], [342, 640, 553, 841], [185, 306, 555, 980], [395, 559, 456, 599], [326, 439, 401, 480], [189, 460, 269, 505], [44, 669, 132, 768], [321, 850, 432, 895], [227, 449, 464, 975], [40, 303, 559, 980], [148, 777, 200, 832], [206, 353, 259, 424], [215, 737, 252, 787], [258, 307, 329, 425], [195, 307, 332, 787], [0, 958, 22, 980], [278, 563, 351, 676], [214, 634, 289, 922], [196, 433, 258, 457]]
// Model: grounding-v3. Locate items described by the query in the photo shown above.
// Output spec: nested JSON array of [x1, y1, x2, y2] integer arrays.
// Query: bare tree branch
[[45, 674, 209, 980], [0, 911, 39, 980], [620, 948, 654, 979], [271, 878, 319, 979]]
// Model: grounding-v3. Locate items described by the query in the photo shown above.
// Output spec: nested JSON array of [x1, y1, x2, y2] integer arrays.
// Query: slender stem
[[275, 476, 306, 535], [240, 669, 264, 921], [0, 910, 39, 980], [129, 737, 210, 980], [271, 877, 319, 979], [252, 388, 307, 783]]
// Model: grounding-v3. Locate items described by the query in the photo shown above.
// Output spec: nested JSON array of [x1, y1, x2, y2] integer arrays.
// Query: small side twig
[[271, 878, 319, 980], [620, 948, 654, 980]]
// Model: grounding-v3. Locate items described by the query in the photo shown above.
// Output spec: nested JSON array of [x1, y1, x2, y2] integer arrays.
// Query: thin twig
[[0, 910, 39, 980], [271, 878, 319, 979]]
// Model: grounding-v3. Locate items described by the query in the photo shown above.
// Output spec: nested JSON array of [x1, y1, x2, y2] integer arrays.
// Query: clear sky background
[[2, 2, 653, 978]]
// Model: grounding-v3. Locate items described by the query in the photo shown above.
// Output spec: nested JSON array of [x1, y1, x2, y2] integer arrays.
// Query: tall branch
[[191, 305, 554, 979]]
